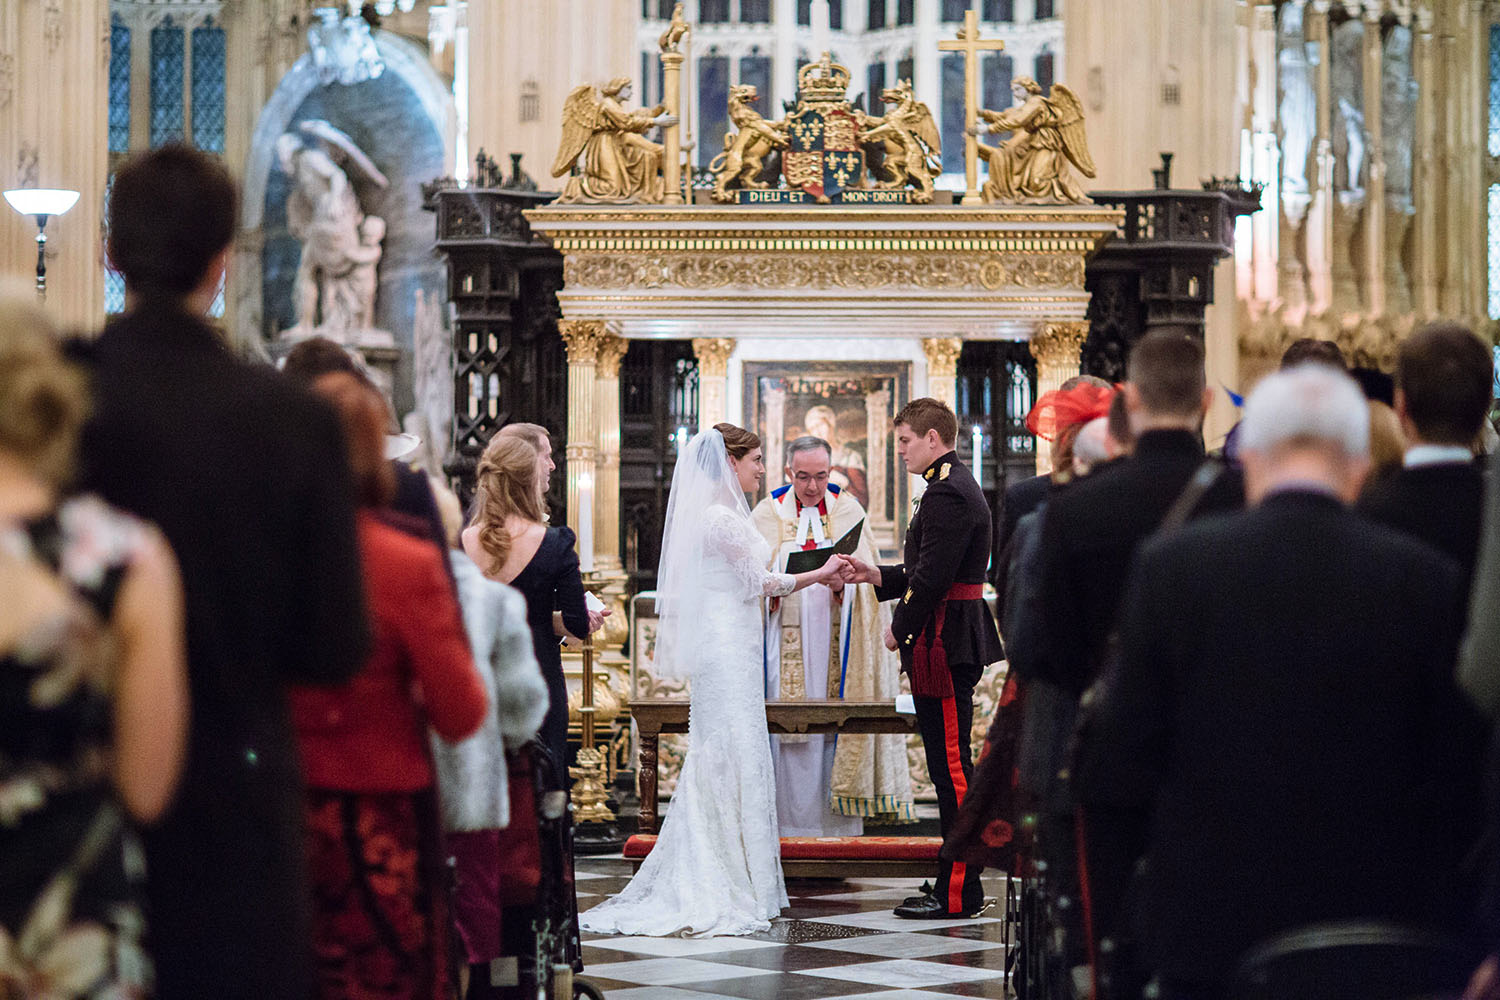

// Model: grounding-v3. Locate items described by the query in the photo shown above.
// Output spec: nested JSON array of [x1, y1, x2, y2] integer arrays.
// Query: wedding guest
[[292, 372, 487, 1000], [462, 434, 596, 784], [0, 293, 188, 997], [77, 143, 369, 1000], [427, 478, 550, 996], [281, 336, 451, 572], [496, 422, 557, 499]]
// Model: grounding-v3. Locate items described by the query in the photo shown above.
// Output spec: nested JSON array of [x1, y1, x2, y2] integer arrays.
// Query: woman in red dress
[[291, 372, 488, 1000]]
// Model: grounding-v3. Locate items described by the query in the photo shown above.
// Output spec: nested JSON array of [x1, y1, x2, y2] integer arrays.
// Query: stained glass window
[[983, 0, 1014, 20], [983, 52, 1013, 113], [150, 19, 185, 147], [897, 0, 914, 25], [740, 54, 772, 102], [829, 0, 843, 29], [741, 0, 770, 22], [109, 23, 131, 154], [867, 60, 886, 102], [941, 51, 965, 174], [1490, 184, 1500, 319], [868, 0, 886, 29], [942, 0, 967, 20], [698, 54, 730, 166], [1035, 50, 1055, 93], [1490, 25, 1499, 157], [103, 173, 125, 315], [191, 25, 226, 153], [1035, 0, 1055, 18]]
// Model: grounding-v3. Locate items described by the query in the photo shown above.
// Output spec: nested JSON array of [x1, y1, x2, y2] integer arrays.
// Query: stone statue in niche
[[967, 77, 1096, 203], [276, 119, 394, 348], [551, 78, 678, 203]]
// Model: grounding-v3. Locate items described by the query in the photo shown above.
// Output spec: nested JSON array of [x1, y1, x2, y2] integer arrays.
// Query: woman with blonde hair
[[0, 292, 188, 997], [462, 434, 596, 786]]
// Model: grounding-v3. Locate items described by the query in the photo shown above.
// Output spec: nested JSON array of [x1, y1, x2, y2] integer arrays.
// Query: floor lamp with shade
[[3, 188, 80, 301]]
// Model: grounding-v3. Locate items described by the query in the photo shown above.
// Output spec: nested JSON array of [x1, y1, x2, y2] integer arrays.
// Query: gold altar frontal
[[531, 201, 1118, 805]]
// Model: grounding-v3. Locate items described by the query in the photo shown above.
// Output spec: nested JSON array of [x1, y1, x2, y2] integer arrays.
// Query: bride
[[580, 423, 850, 937]]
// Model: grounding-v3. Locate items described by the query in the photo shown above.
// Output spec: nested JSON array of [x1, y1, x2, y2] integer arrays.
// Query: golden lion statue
[[708, 84, 789, 203], [857, 79, 941, 203]]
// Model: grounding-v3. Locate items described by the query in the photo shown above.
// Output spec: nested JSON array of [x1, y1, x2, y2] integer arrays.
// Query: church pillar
[[1412, 3, 1438, 317], [1305, 0, 1335, 317], [693, 337, 735, 428], [593, 332, 629, 578], [1464, 0, 1488, 320], [0, 0, 109, 331], [560, 319, 607, 570], [1029, 322, 1088, 474], [1360, 0, 1386, 317], [1437, 1, 1462, 316], [921, 337, 962, 409]]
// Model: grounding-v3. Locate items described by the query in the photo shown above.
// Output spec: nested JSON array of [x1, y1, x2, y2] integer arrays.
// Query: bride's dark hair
[[713, 422, 760, 460]]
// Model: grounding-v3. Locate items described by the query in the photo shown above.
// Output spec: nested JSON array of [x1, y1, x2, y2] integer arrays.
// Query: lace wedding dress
[[580, 502, 794, 937]]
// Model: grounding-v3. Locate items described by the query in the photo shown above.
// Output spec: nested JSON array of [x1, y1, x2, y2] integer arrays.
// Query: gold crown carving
[[797, 53, 850, 102]]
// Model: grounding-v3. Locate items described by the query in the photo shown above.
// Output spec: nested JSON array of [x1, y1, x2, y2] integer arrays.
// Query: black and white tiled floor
[[575, 862, 1013, 999]]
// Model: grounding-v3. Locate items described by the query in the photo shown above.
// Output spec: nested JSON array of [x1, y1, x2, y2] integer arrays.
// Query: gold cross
[[938, 7, 1006, 206]]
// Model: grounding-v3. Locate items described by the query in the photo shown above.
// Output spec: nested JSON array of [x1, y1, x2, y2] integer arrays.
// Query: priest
[[752, 435, 915, 836]]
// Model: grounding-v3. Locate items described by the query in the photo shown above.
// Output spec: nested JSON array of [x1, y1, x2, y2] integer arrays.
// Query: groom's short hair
[[785, 435, 832, 467], [895, 397, 958, 447], [109, 143, 237, 297]]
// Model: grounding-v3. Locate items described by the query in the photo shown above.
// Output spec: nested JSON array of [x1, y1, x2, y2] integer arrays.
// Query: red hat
[[1025, 383, 1116, 442]]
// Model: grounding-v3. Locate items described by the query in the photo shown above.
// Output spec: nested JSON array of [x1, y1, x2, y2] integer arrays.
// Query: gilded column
[[559, 319, 606, 568], [921, 337, 962, 410], [692, 337, 735, 429], [1029, 322, 1089, 475], [660, 46, 686, 205], [1412, 3, 1438, 317], [593, 332, 629, 577], [1361, 0, 1386, 317], [1306, 0, 1335, 316]]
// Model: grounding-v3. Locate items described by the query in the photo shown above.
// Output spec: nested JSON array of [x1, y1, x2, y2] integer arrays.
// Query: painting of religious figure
[[743, 362, 910, 557]]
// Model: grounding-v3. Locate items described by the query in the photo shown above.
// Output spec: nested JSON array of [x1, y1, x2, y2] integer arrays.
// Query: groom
[[842, 397, 1002, 919]]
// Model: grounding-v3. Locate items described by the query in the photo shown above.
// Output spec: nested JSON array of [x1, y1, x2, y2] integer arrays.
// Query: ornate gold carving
[[922, 337, 963, 377], [657, 1, 689, 52], [1030, 321, 1090, 365], [595, 332, 629, 378], [565, 252, 1084, 292], [691, 337, 736, 376], [545, 229, 1105, 255], [972, 79, 1097, 204], [857, 79, 942, 203], [709, 85, 790, 203], [557, 318, 609, 364], [551, 79, 677, 204]]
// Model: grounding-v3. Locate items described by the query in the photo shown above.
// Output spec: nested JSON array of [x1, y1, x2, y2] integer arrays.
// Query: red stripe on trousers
[[941, 696, 969, 914]]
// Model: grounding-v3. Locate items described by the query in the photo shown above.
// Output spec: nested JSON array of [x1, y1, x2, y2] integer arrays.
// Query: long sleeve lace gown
[[580, 504, 794, 937]]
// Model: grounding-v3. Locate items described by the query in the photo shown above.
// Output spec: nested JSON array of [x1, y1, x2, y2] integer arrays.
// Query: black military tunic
[[874, 450, 1001, 916]]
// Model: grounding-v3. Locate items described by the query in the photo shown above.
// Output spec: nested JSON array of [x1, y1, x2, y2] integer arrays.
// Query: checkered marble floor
[[575, 862, 1013, 999]]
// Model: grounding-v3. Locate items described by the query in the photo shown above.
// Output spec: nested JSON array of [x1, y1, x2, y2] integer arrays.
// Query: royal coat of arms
[[781, 55, 866, 203]]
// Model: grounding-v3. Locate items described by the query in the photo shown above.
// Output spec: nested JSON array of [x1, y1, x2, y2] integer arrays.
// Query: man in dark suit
[[1077, 364, 1486, 999], [77, 145, 370, 999], [842, 397, 1003, 919], [1358, 321, 1492, 585], [1038, 330, 1241, 699]]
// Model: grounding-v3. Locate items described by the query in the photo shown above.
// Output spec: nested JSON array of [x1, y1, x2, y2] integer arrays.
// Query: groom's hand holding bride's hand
[[835, 554, 881, 587]]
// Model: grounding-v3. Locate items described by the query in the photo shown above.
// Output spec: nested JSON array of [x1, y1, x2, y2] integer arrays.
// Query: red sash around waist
[[911, 583, 985, 698]]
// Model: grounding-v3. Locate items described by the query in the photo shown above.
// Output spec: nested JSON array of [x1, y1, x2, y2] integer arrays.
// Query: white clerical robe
[[754, 485, 914, 836]]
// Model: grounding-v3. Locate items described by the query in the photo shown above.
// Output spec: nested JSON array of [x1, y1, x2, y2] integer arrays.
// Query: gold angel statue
[[551, 77, 679, 204], [708, 85, 789, 202], [857, 79, 941, 203], [967, 77, 1096, 204]]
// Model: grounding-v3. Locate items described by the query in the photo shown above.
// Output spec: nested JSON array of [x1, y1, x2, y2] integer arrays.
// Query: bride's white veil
[[652, 427, 752, 681]]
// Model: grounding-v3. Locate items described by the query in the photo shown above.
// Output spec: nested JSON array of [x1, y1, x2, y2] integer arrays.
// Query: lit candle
[[674, 425, 688, 454], [971, 424, 984, 484], [578, 471, 595, 573]]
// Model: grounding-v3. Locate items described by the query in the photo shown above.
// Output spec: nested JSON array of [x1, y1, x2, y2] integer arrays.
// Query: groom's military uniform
[[875, 450, 1002, 917]]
